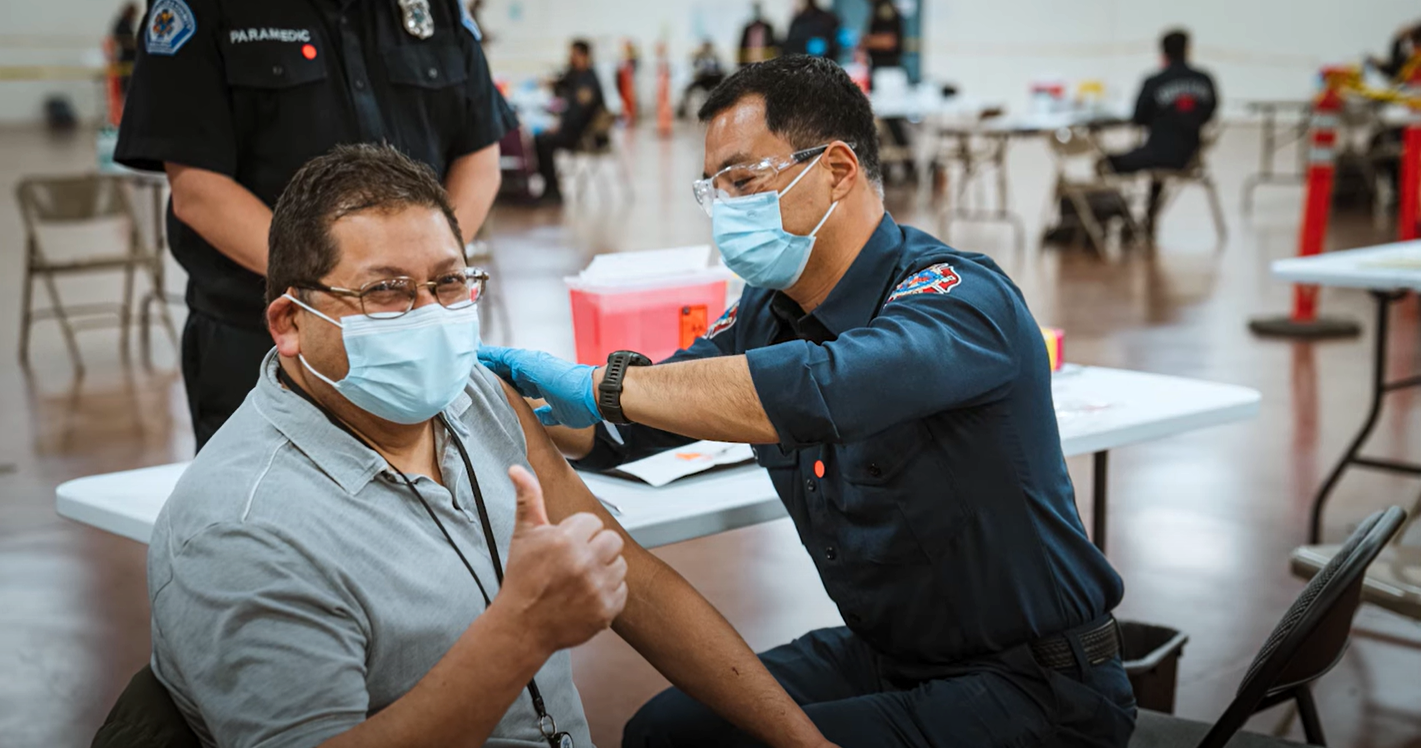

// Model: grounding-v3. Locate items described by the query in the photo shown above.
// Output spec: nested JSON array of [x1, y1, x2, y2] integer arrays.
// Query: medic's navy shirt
[[577, 213, 1124, 679], [116, 0, 515, 329]]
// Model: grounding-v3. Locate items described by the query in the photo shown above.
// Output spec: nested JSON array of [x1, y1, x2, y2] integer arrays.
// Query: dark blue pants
[[622, 627, 1137, 748]]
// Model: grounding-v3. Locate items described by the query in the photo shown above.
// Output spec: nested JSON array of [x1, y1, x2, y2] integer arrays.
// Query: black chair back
[[1197, 506, 1407, 748]]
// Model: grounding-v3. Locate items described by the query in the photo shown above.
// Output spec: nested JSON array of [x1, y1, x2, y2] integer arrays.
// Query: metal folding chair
[[1046, 126, 1146, 259], [560, 109, 633, 207], [1291, 494, 1421, 627], [1130, 506, 1408, 748], [16, 173, 175, 375], [1148, 126, 1228, 246]]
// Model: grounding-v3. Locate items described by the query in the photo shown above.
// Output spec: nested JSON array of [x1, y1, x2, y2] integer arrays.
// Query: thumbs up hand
[[499, 465, 628, 654]]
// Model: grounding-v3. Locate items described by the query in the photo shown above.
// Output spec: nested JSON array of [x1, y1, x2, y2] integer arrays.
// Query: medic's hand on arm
[[498, 380, 837, 748]]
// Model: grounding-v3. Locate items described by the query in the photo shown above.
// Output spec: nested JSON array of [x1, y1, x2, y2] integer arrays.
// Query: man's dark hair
[[1161, 29, 1189, 64], [698, 55, 881, 185], [266, 143, 461, 305], [571, 39, 592, 58]]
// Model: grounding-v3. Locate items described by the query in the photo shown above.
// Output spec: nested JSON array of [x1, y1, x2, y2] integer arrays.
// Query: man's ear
[[267, 293, 302, 358], [825, 140, 860, 202]]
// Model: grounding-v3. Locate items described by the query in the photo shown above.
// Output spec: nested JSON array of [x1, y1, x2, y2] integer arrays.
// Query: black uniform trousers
[[623, 627, 1137, 748], [1105, 147, 1193, 230], [534, 130, 580, 199], [181, 310, 273, 451]]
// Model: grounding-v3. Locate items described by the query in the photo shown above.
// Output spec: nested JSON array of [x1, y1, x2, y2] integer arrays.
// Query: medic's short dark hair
[[698, 55, 882, 186], [1162, 29, 1189, 64], [266, 144, 461, 306]]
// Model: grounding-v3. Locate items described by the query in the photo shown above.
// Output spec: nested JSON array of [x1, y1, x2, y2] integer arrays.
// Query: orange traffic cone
[[656, 45, 672, 138], [1249, 68, 1360, 339]]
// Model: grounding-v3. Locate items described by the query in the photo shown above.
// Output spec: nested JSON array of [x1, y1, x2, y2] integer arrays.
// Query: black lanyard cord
[[275, 368, 556, 730]]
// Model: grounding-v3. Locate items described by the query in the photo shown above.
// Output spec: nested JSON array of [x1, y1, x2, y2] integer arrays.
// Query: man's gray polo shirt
[[148, 350, 592, 748]]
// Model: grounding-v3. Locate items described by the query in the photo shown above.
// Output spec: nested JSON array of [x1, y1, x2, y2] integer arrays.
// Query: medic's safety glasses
[[692, 142, 854, 216]]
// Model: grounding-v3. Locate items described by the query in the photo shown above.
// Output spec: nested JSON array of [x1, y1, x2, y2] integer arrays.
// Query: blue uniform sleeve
[[573, 303, 742, 471], [448, 0, 516, 157], [115, 0, 237, 176], [745, 262, 1023, 448]]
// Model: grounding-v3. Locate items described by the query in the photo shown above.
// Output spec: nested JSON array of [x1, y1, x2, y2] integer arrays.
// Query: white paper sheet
[[614, 440, 756, 487]]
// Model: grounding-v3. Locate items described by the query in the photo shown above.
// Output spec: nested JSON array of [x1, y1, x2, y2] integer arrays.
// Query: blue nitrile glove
[[478, 346, 602, 428]]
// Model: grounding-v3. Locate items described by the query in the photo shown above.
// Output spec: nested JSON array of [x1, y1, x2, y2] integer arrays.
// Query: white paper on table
[[613, 440, 756, 487]]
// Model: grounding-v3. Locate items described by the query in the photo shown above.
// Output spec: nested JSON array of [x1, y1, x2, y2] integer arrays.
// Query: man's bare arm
[[499, 381, 831, 748], [544, 423, 597, 460], [165, 163, 272, 275]]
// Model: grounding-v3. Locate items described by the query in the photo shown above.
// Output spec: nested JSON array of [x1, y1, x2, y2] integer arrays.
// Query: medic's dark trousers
[[622, 625, 1137, 748]]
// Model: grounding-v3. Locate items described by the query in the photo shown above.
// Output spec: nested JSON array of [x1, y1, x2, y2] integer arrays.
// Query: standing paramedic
[[482, 56, 1135, 747], [116, 0, 514, 449]]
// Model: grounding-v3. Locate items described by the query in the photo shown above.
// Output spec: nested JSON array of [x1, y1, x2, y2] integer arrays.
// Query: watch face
[[558, 734, 575, 748]]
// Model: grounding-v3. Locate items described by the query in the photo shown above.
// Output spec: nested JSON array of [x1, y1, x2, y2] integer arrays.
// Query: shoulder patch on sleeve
[[705, 302, 738, 339], [459, 2, 482, 40], [886, 263, 961, 303], [146, 0, 197, 56]]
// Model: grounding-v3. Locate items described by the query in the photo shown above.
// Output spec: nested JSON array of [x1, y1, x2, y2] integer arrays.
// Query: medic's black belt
[[1030, 615, 1121, 671]]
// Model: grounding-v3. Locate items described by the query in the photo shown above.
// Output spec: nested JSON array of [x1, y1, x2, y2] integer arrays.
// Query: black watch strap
[[597, 350, 652, 425]]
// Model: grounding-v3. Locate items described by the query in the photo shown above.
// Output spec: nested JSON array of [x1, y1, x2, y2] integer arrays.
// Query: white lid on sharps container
[[564, 245, 734, 294]]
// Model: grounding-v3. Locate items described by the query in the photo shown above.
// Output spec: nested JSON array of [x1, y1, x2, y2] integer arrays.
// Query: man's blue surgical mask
[[284, 294, 481, 424], [711, 152, 838, 290]]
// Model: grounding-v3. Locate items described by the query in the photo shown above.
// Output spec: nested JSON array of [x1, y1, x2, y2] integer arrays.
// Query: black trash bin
[[1119, 621, 1189, 714]]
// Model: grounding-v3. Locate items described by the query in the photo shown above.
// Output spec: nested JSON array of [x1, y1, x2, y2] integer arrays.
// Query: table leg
[[1093, 450, 1108, 552], [1308, 291, 1401, 543]]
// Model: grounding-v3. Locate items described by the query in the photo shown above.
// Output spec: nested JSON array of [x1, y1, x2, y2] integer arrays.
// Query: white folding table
[[56, 366, 1259, 552], [1272, 241, 1421, 542], [934, 106, 1134, 250]]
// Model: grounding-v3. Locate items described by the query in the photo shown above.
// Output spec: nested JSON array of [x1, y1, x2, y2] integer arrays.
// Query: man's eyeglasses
[[691, 142, 853, 216], [295, 267, 489, 319]]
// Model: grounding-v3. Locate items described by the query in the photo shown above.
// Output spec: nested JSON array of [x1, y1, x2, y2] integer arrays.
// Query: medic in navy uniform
[[482, 56, 1133, 748], [116, 0, 514, 450], [1105, 28, 1217, 231]]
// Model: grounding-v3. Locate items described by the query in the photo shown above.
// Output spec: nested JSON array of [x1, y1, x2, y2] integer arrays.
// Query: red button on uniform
[[814, 460, 825, 478], [302, 43, 318, 60]]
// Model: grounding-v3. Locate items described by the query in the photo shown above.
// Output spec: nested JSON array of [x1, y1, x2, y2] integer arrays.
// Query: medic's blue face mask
[[707, 148, 840, 290]]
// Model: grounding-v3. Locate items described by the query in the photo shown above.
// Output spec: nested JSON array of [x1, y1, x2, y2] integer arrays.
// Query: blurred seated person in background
[[1106, 29, 1217, 232], [679, 41, 727, 118], [864, 0, 911, 182], [785, 0, 841, 60], [863, 0, 902, 72], [535, 39, 606, 205], [739, 2, 779, 66], [1370, 21, 1421, 80], [147, 143, 836, 748]]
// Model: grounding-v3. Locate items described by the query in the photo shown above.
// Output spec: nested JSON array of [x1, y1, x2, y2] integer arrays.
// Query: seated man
[[679, 41, 727, 118], [1107, 28, 1218, 231], [483, 56, 1135, 747], [534, 39, 606, 205], [147, 143, 834, 748]]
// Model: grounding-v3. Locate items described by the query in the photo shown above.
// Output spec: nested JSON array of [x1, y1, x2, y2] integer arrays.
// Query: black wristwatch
[[597, 350, 652, 425]]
